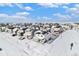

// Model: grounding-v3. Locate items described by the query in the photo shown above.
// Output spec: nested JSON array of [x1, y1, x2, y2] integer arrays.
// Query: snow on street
[[0, 32, 54, 56], [0, 30, 79, 56], [51, 30, 79, 56], [0, 32, 28, 56]]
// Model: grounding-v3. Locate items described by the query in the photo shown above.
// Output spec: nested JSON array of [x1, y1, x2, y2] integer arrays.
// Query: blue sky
[[0, 3, 79, 23]]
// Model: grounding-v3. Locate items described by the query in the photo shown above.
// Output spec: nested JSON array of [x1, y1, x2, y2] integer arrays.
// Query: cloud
[[0, 13, 31, 23], [75, 4, 79, 8], [53, 13, 71, 21], [37, 3, 69, 8], [16, 12, 30, 16], [65, 4, 79, 16], [69, 8, 77, 12], [0, 13, 8, 17], [15, 4, 33, 11], [0, 3, 33, 11], [0, 3, 14, 7], [61, 4, 79, 22], [65, 4, 79, 12], [63, 5, 69, 9], [52, 12, 79, 22], [0, 3, 24, 9], [15, 3, 23, 9], [42, 16, 52, 19], [37, 16, 52, 20], [24, 6, 33, 11], [33, 13, 72, 23], [37, 3, 59, 8]]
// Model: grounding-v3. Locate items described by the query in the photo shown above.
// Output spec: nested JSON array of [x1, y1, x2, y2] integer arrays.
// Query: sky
[[0, 3, 79, 23]]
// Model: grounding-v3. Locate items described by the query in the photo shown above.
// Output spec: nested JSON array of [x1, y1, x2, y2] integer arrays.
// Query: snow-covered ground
[[0, 30, 79, 56], [50, 30, 79, 56]]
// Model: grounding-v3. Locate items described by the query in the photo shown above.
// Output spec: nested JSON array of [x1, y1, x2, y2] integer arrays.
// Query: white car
[[24, 29, 33, 39], [33, 30, 45, 43]]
